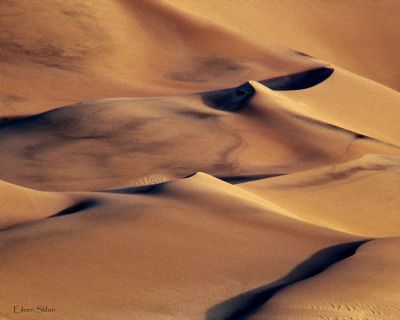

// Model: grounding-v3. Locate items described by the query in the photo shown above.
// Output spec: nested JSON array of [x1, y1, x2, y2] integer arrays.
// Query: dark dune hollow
[[0, 115, 31, 126], [206, 240, 370, 320], [219, 173, 285, 184], [261, 67, 334, 90], [51, 199, 98, 217], [100, 183, 166, 195], [201, 82, 255, 111]]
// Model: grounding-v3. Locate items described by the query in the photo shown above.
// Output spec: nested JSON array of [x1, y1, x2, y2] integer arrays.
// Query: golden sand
[[0, 1, 399, 319]]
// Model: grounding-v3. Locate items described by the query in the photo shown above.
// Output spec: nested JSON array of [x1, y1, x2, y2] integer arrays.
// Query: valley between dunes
[[1, 1, 400, 319]]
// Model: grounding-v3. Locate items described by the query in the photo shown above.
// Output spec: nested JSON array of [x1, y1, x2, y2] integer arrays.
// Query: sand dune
[[279, 68, 400, 147], [0, 173, 360, 319], [1, 81, 399, 191], [207, 240, 369, 320], [239, 154, 400, 237], [167, 0, 400, 91], [0, 179, 77, 230], [0, 0, 321, 117], [1, 1, 399, 319], [251, 238, 400, 319]]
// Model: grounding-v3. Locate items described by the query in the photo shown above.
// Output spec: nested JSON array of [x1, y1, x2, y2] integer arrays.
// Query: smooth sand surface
[[1, 0, 399, 319]]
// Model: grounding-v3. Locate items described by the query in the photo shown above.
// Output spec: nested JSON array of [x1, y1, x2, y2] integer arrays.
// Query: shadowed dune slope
[[239, 155, 400, 237], [0, 82, 398, 191], [0, 173, 360, 320]]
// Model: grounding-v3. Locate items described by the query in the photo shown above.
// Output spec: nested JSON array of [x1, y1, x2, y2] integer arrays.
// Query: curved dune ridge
[[1, 0, 400, 319]]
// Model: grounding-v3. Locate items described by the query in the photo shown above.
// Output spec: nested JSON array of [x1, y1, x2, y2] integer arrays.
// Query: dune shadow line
[[219, 173, 285, 184], [51, 199, 99, 217], [206, 239, 370, 320], [100, 182, 167, 195], [201, 82, 255, 112], [261, 67, 334, 91]]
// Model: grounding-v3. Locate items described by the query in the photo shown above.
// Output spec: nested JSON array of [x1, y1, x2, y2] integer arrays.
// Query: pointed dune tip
[[201, 82, 255, 112]]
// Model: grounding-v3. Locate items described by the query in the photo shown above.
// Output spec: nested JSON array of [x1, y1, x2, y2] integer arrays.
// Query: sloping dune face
[[1, 0, 400, 319]]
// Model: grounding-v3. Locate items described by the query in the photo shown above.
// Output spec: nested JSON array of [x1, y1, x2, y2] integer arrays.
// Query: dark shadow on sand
[[51, 199, 98, 217], [219, 174, 285, 184], [206, 239, 369, 320], [201, 67, 333, 112], [202, 82, 255, 111], [261, 67, 334, 91], [100, 183, 167, 195]]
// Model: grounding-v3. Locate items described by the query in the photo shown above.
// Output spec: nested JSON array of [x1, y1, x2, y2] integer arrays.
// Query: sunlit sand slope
[[0, 179, 77, 230], [279, 68, 400, 147]]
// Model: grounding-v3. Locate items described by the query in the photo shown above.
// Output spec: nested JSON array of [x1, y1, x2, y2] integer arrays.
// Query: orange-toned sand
[[0, 1, 399, 319]]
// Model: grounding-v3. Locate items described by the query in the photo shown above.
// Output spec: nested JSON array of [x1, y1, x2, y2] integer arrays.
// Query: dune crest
[[0, 179, 77, 229]]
